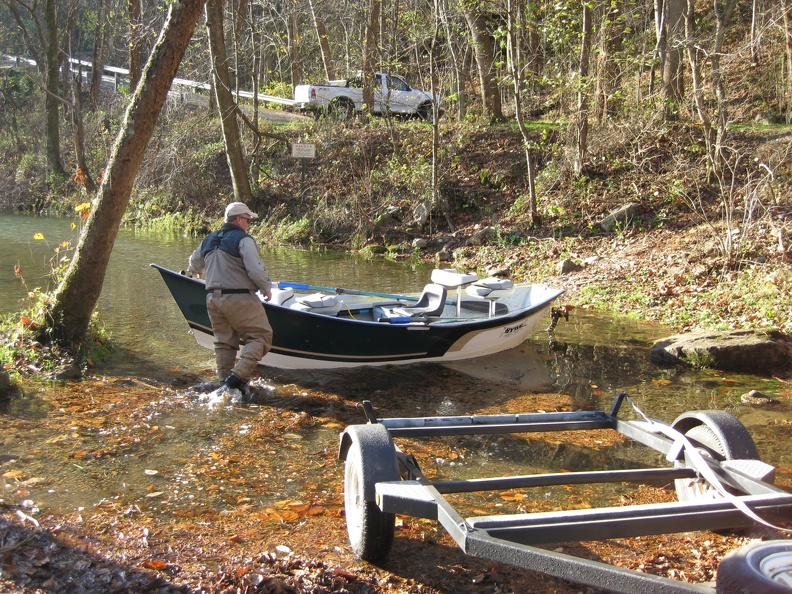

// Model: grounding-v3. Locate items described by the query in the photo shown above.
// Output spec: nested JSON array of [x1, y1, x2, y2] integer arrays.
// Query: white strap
[[624, 395, 790, 534]]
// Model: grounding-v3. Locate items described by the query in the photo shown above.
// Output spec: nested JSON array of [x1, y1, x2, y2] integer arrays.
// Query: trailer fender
[[671, 410, 760, 461]]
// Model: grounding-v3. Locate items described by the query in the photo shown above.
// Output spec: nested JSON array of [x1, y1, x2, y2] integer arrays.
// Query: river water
[[1, 213, 789, 513]]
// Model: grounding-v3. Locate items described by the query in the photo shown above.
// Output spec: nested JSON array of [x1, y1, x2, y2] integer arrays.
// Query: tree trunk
[[750, 0, 759, 67], [90, 0, 110, 108], [206, 0, 253, 203], [784, 0, 792, 121], [363, 0, 381, 113], [45, 0, 66, 179], [70, 66, 97, 193], [506, 0, 539, 224], [438, 0, 464, 121], [662, 0, 685, 119], [462, 2, 504, 121], [430, 0, 453, 230], [684, 0, 713, 169], [710, 0, 738, 169], [308, 0, 334, 81], [288, 1, 299, 87], [129, 0, 142, 91], [44, 0, 208, 345], [574, 2, 592, 176], [594, 0, 623, 121]]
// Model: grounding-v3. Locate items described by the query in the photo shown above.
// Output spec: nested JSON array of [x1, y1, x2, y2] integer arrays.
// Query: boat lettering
[[502, 321, 528, 336]]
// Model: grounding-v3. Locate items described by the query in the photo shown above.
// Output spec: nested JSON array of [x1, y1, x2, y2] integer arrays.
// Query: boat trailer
[[338, 393, 792, 593]]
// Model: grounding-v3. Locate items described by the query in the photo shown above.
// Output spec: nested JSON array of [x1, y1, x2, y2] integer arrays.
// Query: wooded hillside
[[0, 0, 790, 335]]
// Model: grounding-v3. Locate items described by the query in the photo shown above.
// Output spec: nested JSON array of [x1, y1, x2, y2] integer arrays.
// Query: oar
[[277, 281, 420, 302]]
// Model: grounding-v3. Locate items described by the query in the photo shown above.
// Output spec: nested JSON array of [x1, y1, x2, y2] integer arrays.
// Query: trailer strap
[[623, 395, 790, 534]]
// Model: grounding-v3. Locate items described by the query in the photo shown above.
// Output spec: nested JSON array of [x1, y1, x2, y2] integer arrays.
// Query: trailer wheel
[[671, 411, 761, 501], [716, 540, 792, 593], [342, 424, 398, 562]]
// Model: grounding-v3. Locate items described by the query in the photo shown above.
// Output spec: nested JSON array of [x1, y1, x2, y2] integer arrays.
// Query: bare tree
[[90, 0, 110, 108], [574, 1, 592, 176], [43, 0, 208, 344], [684, 0, 738, 174], [308, 0, 334, 81], [206, 0, 253, 202], [505, 0, 539, 223], [45, 0, 66, 178], [363, 0, 381, 113], [438, 0, 467, 121], [654, 0, 686, 119], [128, 0, 142, 91], [783, 0, 792, 121], [462, 0, 504, 121], [594, 0, 623, 121]]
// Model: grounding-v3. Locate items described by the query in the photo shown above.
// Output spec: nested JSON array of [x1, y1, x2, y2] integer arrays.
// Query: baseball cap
[[224, 202, 258, 222]]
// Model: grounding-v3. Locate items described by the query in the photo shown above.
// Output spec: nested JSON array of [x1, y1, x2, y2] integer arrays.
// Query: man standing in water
[[188, 202, 273, 399]]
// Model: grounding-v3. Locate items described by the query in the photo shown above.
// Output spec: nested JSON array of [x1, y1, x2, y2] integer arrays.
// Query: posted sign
[[291, 143, 316, 159]]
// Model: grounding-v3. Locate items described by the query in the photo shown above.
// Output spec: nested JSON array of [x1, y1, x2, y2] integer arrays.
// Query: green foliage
[[267, 215, 312, 245], [0, 214, 113, 376]]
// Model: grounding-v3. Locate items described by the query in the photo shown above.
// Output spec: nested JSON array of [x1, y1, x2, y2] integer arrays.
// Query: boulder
[[601, 202, 640, 232], [466, 226, 496, 246], [557, 259, 583, 274], [650, 330, 792, 375]]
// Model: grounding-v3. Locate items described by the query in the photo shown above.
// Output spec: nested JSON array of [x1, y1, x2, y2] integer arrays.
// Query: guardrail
[[1, 53, 296, 107]]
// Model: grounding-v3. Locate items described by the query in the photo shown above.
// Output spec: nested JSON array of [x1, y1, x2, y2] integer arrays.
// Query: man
[[188, 202, 273, 396]]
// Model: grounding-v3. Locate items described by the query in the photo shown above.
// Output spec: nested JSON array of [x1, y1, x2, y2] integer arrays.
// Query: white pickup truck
[[294, 73, 443, 121]]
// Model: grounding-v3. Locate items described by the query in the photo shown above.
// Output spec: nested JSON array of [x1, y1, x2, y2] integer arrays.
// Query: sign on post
[[291, 143, 316, 159]]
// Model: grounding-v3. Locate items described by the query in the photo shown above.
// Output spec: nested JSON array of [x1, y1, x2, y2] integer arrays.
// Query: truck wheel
[[342, 424, 398, 562], [716, 540, 792, 593], [330, 98, 355, 122], [417, 103, 434, 122]]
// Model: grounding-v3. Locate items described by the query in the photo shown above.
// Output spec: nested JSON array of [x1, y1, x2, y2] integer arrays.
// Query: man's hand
[[263, 291, 272, 302]]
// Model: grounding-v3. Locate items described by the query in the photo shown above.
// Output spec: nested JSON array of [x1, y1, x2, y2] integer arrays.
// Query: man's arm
[[187, 244, 205, 277], [239, 238, 272, 299]]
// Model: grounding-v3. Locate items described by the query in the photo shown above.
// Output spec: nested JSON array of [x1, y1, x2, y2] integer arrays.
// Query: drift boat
[[152, 264, 564, 369]]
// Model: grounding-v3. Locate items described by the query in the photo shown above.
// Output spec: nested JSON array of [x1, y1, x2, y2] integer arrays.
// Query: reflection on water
[[1, 214, 789, 516], [0, 214, 433, 375]]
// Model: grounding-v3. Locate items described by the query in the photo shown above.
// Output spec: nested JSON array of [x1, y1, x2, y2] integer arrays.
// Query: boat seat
[[289, 292, 343, 315], [430, 268, 479, 288], [268, 287, 295, 306], [398, 284, 447, 316], [466, 277, 514, 318], [430, 268, 479, 316], [376, 284, 447, 319]]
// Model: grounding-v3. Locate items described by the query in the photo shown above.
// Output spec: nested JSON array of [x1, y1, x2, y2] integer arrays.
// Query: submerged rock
[[650, 329, 792, 375], [740, 389, 780, 405]]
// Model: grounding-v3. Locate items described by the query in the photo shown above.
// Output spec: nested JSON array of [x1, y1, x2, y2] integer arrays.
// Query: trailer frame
[[338, 393, 792, 593]]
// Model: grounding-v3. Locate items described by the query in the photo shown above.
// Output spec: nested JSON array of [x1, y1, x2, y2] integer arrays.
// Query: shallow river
[[1, 213, 789, 515]]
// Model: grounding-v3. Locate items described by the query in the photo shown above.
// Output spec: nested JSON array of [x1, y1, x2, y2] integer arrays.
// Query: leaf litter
[[0, 368, 790, 593]]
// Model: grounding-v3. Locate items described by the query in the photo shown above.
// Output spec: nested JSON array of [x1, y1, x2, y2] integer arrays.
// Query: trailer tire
[[672, 410, 761, 503], [716, 540, 792, 593], [342, 425, 398, 562]]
